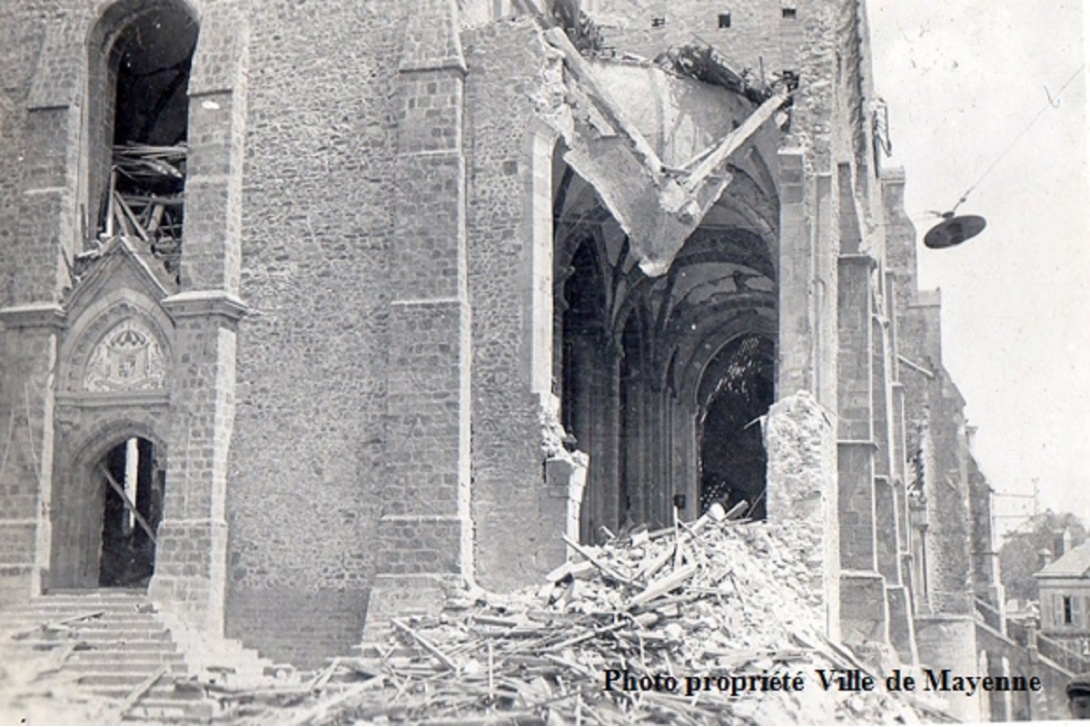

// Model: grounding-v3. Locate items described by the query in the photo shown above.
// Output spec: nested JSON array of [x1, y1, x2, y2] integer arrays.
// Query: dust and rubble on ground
[[1, 506, 957, 725], [0, 506, 946, 726]]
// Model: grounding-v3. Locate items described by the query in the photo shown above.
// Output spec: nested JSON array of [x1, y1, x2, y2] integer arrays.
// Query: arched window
[[88, 2, 198, 282]]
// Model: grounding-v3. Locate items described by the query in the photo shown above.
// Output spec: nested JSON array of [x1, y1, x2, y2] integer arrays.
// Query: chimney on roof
[[1039, 548, 1054, 570]]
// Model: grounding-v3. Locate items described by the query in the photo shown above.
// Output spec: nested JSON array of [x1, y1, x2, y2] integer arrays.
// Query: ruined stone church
[[0, 0, 1010, 718]]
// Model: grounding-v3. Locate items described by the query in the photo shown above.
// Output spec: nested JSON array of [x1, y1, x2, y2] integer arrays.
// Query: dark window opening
[[698, 335, 775, 518], [560, 241, 606, 439], [99, 6, 198, 283], [1065, 595, 1074, 625], [718, 13, 732, 28], [98, 437, 165, 588], [782, 7, 797, 20], [618, 312, 646, 527]]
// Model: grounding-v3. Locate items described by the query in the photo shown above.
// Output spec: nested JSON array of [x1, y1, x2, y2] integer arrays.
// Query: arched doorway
[[697, 335, 775, 517], [49, 428, 168, 591], [95, 437, 165, 588]]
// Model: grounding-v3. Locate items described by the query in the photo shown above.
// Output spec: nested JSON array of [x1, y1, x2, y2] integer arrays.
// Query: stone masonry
[[0, 0, 1003, 684]]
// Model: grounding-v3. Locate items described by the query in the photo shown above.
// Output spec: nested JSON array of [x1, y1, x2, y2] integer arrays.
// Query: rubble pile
[[253, 510, 953, 726], [655, 41, 774, 105]]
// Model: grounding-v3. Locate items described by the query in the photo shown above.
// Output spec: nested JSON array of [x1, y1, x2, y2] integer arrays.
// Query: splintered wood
[[95, 144, 186, 278], [271, 515, 951, 726]]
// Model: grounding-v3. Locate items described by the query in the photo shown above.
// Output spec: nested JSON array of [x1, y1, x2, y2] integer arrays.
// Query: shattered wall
[[462, 17, 570, 589], [765, 391, 840, 638]]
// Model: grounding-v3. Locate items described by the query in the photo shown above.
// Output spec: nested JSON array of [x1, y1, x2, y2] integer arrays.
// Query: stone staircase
[[1, 589, 217, 723]]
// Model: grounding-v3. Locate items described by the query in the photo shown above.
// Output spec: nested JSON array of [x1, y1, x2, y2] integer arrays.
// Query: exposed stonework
[[0, 0, 1005, 681]]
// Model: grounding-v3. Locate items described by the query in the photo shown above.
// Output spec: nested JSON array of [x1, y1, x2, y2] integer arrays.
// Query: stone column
[[765, 391, 840, 640], [837, 253, 889, 648], [775, 149, 812, 397], [364, 0, 472, 640], [148, 9, 249, 635], [0, 307, 65, 602], [915, 615, 981, 722], [837, 254, 877, 571], [0, 71, 82, 600], [150, 293, 244, 635]]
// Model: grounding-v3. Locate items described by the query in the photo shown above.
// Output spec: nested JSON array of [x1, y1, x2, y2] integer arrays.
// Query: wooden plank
[[283, 675, 385, 726], [629, 562, 698, 606], [105, 170, 117, 238], [98, 464, 157, 544], [559, 533, 637, 586], [99, 664, 168, 724], [115, 193, 150, 241], [391, 618, 458, 671]]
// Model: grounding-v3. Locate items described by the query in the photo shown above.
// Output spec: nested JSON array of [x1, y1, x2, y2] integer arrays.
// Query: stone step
[[41, 588, 147, 597], [14, 628, 172, 644], [65, 659, 188, 674], [13, 603, 149, 612], [123, 700, 215, 724], [28, 596, 149, 607], [3, 607, 154, 618], [2, 613, 163, 627], [18, 638, 178, 652], [78, 670, 180, 687], [68, 649, 184, 664], [92, 682, 207, 701]]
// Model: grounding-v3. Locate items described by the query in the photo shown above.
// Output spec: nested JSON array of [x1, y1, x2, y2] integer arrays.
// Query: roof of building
[[1037, 542, 1090, 579]]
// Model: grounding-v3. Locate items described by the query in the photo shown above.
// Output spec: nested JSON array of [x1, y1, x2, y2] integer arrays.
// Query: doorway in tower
[[95, 437, 164, 588], [697, 335, 775, 518]]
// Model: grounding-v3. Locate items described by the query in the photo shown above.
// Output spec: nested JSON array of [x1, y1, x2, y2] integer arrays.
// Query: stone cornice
[[161, 291, 248, 321], [838, 253, 879, 268], [0, 303, 67, 330], [55, 391, 171, 409]]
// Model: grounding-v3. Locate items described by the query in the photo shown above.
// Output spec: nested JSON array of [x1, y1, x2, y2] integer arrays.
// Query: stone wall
[[463, 18, 568, 590], [225, 0, 401, 666]]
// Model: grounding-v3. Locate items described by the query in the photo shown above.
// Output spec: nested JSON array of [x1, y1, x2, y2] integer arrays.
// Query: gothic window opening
[[697, 335, 774, 518], [559, 241, 607, 443], [96, 437, 165, 588], [94, 4, 198, 282]]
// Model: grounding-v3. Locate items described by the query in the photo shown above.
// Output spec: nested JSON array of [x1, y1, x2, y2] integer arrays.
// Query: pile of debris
[[655, 39, 780, 105], [84, 143, 186, 280], [232, 509, 954, 726]]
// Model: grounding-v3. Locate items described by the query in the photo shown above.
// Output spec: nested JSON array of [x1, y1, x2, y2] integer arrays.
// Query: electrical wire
[[951, 62, 1086, 214]]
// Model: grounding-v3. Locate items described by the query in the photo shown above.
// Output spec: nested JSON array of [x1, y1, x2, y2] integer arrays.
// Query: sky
[[866, 0, 1090, 533]]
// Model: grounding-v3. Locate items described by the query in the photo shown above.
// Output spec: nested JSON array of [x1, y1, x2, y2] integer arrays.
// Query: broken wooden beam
[[98, 664, 169, 724], [98, 464, 157, 545], [628, 562, 698, 607], [559, 533, 637, 586], [391, 618, 458, 672]]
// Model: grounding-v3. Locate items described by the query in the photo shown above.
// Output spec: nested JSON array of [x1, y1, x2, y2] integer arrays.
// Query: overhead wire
[[949, 62, 1086, 214]]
